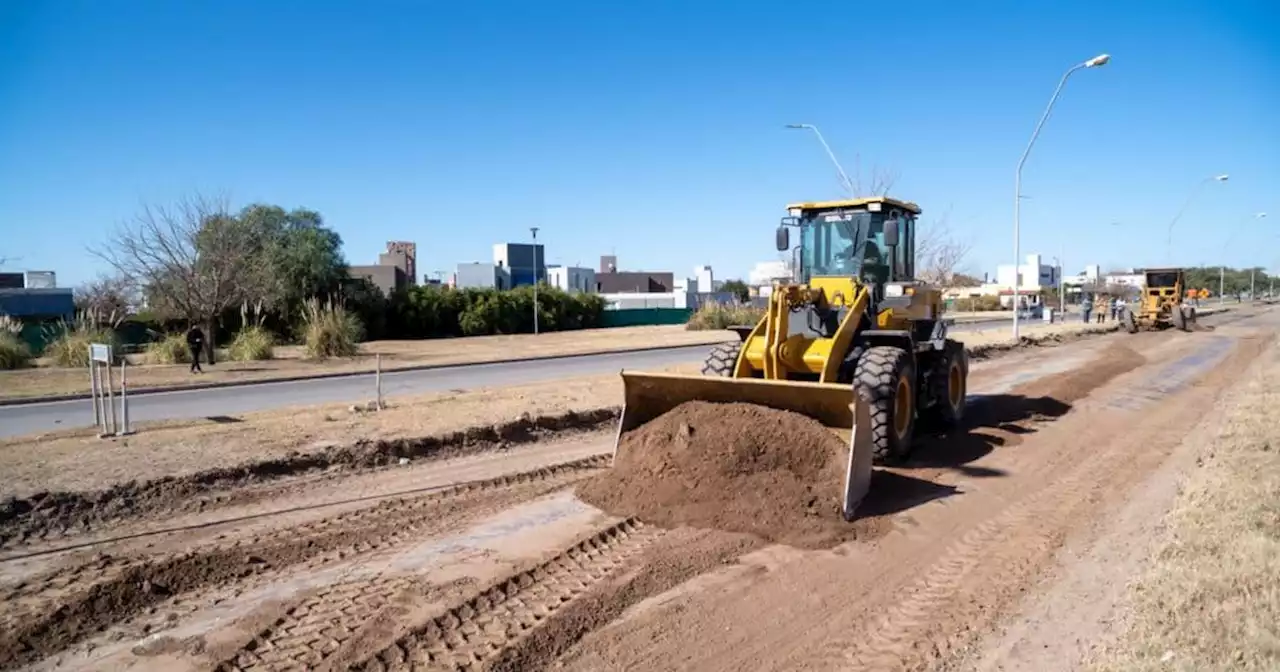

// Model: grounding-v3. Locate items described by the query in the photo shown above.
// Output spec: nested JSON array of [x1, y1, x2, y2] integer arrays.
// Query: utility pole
[[530, 227, 540, 335], [1011, 53, 1111, 341]]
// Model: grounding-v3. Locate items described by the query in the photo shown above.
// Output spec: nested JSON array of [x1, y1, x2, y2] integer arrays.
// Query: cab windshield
[[798, 210, 892, 282]]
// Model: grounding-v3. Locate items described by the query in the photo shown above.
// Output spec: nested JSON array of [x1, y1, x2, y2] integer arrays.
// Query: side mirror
[[883, 218, 900, 247], [775, 225, 790, 252]]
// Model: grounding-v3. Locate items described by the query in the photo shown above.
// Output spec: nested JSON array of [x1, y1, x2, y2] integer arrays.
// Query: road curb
[[0, 341, 725, 407]]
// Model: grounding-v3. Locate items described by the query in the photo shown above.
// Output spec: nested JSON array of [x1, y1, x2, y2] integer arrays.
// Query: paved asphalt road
[[0, 318, 1014, 439]]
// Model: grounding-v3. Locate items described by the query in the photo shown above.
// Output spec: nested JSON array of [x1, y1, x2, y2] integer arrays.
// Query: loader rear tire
[[701, 342, 741, 377], [855, 346, 917, 464], [926, 339, 967, 427]]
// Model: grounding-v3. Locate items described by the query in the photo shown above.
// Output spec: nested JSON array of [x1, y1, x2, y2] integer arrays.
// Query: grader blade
[[614, 371, 874, 520]]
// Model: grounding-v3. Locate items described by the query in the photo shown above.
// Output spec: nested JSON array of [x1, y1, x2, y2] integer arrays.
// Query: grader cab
[[614, 197, 968, 518]]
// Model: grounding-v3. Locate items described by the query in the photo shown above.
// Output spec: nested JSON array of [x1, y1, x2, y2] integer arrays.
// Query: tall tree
[[92, 194, 266, 362], [237, 204, 347, 313], [720, 279, 751, 303]]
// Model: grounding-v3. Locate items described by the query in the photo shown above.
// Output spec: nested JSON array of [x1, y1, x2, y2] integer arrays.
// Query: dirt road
[[0, 308, 1271, 672]]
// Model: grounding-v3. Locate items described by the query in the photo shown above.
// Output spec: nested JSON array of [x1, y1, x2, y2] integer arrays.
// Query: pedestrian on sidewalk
[[186, 326, 205, 374], [1108, 296, 1119, 321], [1081, 294, 1093, 324]]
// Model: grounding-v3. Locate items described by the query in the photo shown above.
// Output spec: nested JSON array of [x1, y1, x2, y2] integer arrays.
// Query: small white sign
[[90, 343, 112, 364]]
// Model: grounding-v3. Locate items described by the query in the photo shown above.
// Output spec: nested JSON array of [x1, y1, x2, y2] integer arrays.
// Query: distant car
[[1017, 304, 1044, 320]]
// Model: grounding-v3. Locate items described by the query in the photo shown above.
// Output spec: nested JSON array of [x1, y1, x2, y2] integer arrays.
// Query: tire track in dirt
[[0, 456, 610, 671], [339, 519, 664, 671], [809, 334, 1268, 671]]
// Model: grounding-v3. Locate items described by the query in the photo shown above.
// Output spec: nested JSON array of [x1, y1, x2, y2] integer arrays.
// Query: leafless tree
[[850, 155, 900, 196], [91, 193, 266, 362], [914, 206, 973, 286], [74, 274, 137, 316]]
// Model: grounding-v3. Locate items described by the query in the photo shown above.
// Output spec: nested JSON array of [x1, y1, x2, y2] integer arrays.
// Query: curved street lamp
[[785, 123, 855, 197], [1167, 174, 1230, 261], [1012, 53, 1110, 340]]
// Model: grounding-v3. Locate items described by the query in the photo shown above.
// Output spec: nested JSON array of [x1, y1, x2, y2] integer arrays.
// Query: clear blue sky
[[2, 0, 1277, 288]]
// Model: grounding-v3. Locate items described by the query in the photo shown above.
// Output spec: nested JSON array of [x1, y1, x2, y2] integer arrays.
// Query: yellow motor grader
[[1121, 267, 1197, 333], [614, 197, 968, 519]]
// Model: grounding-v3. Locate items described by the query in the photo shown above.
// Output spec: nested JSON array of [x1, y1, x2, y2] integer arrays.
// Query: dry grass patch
[[1090, 340, 1280, 672]]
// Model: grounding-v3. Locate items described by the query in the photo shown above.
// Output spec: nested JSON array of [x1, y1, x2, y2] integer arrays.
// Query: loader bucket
[[614, 371, 874, 520]]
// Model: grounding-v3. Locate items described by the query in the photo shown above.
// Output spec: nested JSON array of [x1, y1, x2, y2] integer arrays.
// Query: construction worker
[[1081, 294, 1093, 324]]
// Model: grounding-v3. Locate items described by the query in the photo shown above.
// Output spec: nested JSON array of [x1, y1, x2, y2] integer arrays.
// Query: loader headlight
[[884, 284, 905, 298], [788, 208, 802, 217]]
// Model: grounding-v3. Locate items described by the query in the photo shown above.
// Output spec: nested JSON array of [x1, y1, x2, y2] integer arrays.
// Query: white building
[[996, 254, 1060, 291], [454, 262, 510, 289], [1104, 270, 1145, 288], [547, 265, 596, 293], [694, 266, 715, 294], [749, 260, 793, 287]]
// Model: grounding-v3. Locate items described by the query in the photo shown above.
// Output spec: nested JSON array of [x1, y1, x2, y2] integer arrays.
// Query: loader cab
[[776, 197, 922, 285]]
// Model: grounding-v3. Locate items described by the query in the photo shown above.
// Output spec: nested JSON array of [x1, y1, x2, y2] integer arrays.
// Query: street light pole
[[1012, 53, 1110, 340], [1167, 174, 1229, 261], [784, 124, 855, 197], [530, 227, 540, 335], [1219, 212, 1266, 303]]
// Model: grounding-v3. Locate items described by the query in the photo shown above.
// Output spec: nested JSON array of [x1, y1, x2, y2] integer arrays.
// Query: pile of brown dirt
[[577, 401, 887, 549]]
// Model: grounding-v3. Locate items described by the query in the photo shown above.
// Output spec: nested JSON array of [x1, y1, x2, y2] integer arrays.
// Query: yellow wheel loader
[[614, 197, 968, 519], [1121, 268, 1196, 333]]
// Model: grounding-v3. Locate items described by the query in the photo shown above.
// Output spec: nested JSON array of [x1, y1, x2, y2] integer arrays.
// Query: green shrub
[[0, 332, 31, 370], [686, 303, 765, 331], [386, 284, 607, 338], [951, 294, 1003, 312], [147, 333, 191, 364], [42, 310, 122, 367], [301, 298, 362, 359], [229, 326, 274, 361]]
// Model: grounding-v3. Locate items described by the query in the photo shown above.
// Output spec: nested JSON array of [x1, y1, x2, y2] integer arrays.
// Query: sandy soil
[[0, 308, 1268, 672], [0, 325, 732, 400]]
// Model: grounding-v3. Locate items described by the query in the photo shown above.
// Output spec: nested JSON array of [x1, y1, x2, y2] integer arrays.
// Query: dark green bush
[[386, 285, 606, 338]]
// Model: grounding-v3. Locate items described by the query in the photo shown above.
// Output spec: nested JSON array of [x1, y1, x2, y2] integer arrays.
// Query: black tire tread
[[927, 339, 967, 427], [701, 342, 741, 377], [854, 346, 916, 463]]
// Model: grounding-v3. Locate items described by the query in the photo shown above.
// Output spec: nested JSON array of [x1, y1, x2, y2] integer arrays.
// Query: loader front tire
[[701, 342, 741, 377], [855, 346, 917, 464]]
